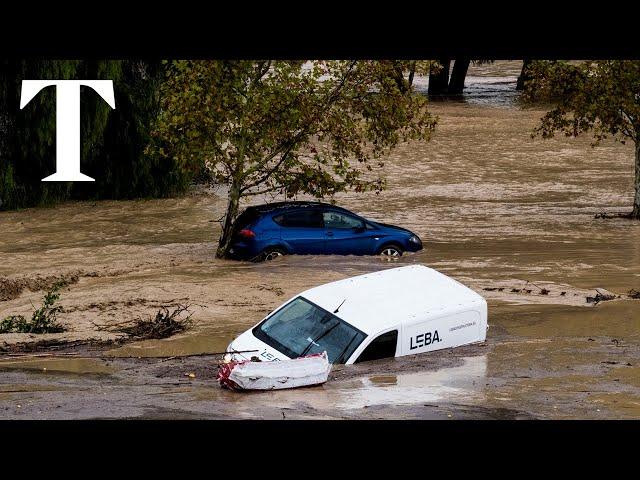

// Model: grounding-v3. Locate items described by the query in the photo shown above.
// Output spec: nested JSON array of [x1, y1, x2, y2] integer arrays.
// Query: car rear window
[[273, 209, 323, 228], [235, 208, 261, 230]]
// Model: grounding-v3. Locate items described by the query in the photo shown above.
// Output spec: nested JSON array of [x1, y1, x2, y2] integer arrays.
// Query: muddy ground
[[1, 61, 639, 419]]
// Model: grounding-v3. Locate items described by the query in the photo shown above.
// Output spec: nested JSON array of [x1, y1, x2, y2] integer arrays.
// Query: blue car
[[227, 201, 423, 261]]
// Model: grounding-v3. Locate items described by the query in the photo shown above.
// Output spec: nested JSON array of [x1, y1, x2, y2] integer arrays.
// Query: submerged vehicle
[[225, 265, 488, 365], [227, 201, 423, 261]]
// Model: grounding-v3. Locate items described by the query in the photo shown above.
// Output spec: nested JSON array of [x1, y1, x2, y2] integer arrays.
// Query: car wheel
[[378, 245, 403, 258], [262, 247, 287, 262]]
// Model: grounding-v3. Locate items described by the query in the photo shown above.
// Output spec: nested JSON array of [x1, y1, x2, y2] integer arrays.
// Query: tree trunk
[[448, 58, 470, 95], [633, 141, 640, 219], [392, 61, 409, 94], [408, 61, 416, 88], [216, 183, 242, 258], [516, 59, 532, 91], [428, 58, 450, 96]]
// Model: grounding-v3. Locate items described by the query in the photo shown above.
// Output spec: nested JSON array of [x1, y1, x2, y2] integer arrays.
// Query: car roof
[[299, 265, 485, 336], [246, 201, 352, 214]]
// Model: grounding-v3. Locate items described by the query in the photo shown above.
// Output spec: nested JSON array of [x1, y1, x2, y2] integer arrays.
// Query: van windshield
[[253, 297, 366, 364]]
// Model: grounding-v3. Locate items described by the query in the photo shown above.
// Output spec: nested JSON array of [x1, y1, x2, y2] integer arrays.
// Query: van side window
[[354, 330, 398, 363]]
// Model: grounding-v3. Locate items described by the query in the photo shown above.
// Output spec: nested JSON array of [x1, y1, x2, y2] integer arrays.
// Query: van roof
[[300, 265, 485, 336]]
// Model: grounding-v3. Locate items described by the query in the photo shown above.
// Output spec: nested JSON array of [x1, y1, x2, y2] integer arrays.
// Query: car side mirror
[[354, 224, 366, 233]]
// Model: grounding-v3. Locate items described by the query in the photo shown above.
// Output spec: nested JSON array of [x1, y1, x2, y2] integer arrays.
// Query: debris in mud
[[107, 304, 194, 340], [0, 273, 81, 302], [525, 281, 548, 295], [485, 285, 541, 294], [0, 338, 119, 354], [628, 289, 640, 299], [594, 211, 636, 219], [0, 285, 65, 334], [586, 289, 618, 305], [255, 284, 285, 296], [64, 297, 191, 313]]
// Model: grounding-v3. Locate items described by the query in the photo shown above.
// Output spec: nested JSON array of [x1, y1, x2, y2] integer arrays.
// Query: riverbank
[[1, 302, 638, 419]]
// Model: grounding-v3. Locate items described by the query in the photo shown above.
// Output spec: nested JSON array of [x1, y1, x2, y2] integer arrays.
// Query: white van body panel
[[227, 330, 289, 363], [227, 265, 488, 364], [400, 308, 487, 357]]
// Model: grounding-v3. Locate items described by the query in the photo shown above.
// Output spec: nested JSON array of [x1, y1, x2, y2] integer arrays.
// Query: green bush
[[0, 285, 65, 334]]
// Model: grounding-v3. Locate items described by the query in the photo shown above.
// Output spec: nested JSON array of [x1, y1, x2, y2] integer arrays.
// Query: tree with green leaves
[[516, 59, 532, 91], [0, 60, 98, 208], [0, 60, 187, 209], [523, 60, 640, 218], [152, 60, 437, 258]]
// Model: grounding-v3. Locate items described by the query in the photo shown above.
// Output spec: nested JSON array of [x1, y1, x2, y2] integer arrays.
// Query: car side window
[[354, 330, 398, 363], [323, 211, 364, 229], [274, 209, 323, 228]]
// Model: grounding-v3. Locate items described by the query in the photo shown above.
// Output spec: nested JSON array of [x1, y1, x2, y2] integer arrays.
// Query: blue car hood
[[370, 221, 414, 235]]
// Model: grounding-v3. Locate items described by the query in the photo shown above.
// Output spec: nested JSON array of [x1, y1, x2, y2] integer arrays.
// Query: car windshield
[[253, 297, 366, 364]]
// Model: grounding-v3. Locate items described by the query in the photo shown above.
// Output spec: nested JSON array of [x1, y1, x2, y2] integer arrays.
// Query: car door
[[322, 210, 375, 255], [274, 208, 325, 254]]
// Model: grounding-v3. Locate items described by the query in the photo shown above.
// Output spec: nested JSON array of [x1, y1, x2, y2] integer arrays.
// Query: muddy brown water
[[1, 61, 639, 419]]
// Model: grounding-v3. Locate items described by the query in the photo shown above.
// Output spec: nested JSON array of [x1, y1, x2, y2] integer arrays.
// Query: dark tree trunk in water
[[216, 183, 241, 258], [633, 141, 640, 219], [428, 58, 450, 95], [408, 61, 416, 88], [448, 58, 470, 95], [516, 59, 532, 91]]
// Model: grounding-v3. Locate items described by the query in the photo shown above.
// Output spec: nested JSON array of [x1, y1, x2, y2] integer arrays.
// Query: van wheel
[[378, 245, 403, 258], [262, 247, 287, 262]]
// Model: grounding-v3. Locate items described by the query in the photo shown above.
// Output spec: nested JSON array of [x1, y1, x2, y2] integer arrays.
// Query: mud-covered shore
[[2, 62, 640, 419], [1, 313, 638, 419]]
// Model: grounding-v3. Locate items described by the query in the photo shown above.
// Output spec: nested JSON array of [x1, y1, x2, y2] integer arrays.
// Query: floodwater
[[1, 61, 640, 419]]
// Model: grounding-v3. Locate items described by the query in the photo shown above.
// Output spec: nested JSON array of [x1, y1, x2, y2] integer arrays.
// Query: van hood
[[226, 330, 290, 363]]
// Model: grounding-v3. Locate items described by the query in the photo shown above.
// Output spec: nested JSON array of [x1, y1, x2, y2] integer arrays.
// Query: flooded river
[[1, 61, 639, 419]]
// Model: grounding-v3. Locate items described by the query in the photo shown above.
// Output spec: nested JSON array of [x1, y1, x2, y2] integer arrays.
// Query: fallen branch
[[594, 211, 636, 219], [99, 304, 195, 340], [586, 288, 618, 305], [524, 280, 550, 295]]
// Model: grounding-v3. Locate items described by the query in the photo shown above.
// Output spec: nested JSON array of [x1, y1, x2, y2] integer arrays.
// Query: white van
[[225, 265, 487, 365]]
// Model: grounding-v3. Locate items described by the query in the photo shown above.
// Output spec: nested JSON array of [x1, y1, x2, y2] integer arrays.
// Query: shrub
[[0, 285, 65, 334]]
